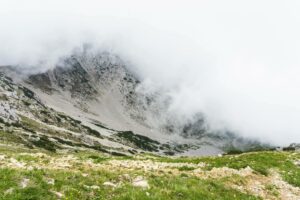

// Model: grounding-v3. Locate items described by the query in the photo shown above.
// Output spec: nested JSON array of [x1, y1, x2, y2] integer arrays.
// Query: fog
[[1, 0, 300, 145]]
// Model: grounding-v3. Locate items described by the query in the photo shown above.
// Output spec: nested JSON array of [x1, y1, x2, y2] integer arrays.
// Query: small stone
[[10, 158, 25, 168], [46, 178, 55, 185], [294, 160, 300, 166], [83, 185, 100, 190], [197, 162, 206, 167], [120, 174, 131, 181], [20, 178, 30, 188], [0, 154, 6, 160], [103, 182, 117, 188], [4, 188, 14, 195], [90, 185, 100, 190], [132, 176, 149, 189], [51, 191, 64, 198]]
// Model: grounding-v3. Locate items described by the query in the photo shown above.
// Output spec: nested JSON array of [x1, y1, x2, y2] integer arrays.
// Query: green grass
[[15, 155, 39, 163], [154, 151, 300, 187], [177, 166, 196, 171], [0, 138, 298, 199], [0, 131, 26, 145], [0, 168, 260, 200], [87, 155, 109, 163], [265, 184, 279, 197]]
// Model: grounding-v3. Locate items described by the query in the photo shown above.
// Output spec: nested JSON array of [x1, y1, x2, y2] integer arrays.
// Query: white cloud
[[1, 0, 300, 145]]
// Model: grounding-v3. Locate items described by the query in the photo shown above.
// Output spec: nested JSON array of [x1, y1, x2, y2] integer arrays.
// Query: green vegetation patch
[[178, 166, 196, 171], [116, 131, 160, 152], [0, 168, 260, 200], [88, 155, 109, 163], [31, 135, 58, 152], [155, 151, 300, 187]]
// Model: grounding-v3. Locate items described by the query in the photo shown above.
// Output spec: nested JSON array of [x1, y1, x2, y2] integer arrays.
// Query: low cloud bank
[[1, 0, 300, 145]]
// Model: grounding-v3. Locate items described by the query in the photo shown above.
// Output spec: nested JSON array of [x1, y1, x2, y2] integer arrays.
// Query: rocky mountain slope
[[0, 50, 271, 156], [1, 51, 300, 200]]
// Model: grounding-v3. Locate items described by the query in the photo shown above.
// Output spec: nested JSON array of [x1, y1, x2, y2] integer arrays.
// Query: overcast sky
[[1, 0, 300, 145]]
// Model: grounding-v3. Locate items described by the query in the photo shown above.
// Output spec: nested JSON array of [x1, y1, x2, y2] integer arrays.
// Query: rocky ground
[[0, 71, 204, 156], [0, 143, 299, 200]]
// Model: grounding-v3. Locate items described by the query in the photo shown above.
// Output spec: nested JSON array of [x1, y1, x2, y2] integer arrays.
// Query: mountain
[[0, 50, 271, 156], [2, 51, 300, 200]]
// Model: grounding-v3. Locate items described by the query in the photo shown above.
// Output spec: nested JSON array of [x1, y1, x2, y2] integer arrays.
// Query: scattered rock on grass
[[46, 178, 55, 185], [51, 191, 64, 199], [84, 185, 100, 190], [294, 160, 300, 167], [132, 176, 149, 189], [103, 182, 117, 188], [119, 173, 131, 181], [4, 188, 14, 195], [20, 178, 30, 188]]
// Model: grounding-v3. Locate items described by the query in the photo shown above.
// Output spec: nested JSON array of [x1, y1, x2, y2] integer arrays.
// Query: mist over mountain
[[1, 0, 300, 146]]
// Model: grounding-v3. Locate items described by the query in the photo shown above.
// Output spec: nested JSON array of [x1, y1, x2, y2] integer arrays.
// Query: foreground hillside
[[0, 143, 299, 200]]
